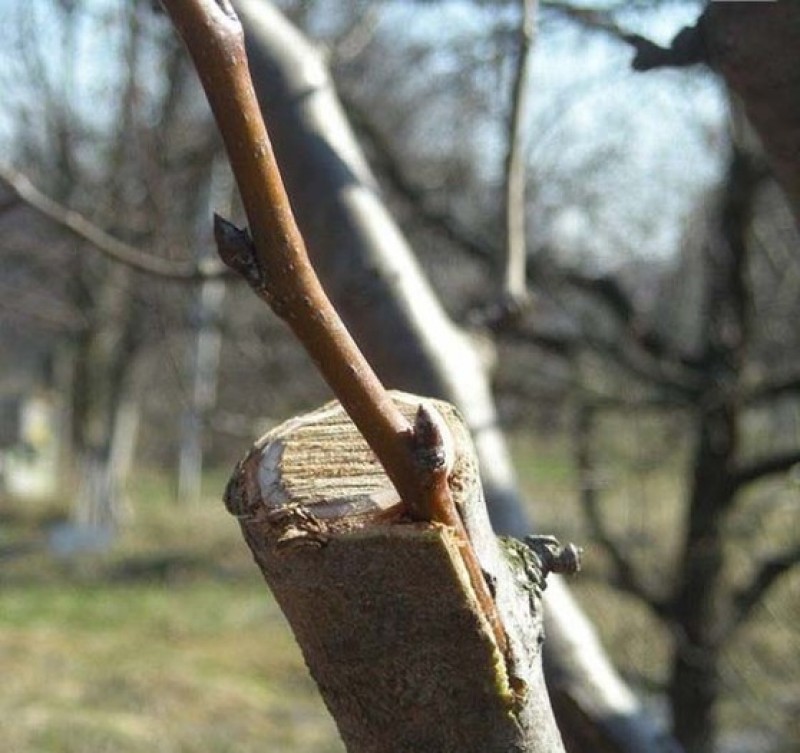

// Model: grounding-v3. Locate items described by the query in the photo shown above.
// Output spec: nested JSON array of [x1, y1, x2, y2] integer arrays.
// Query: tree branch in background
[[725, 544, 800, 639], [742, 369, 800, 408], [0, 164, 227, 281], [162, 0, 506, 654], [347, 86, 633, 324], [574, 405, 670, 621], [486, 317, 576, 360], [543, 4, 705, 72], [0, 195, 21, 215], [733, 449, 800, 490], [623, 24, 705, 73], [345, 92, 703, 394], [503, 0, 538, 306], [548, 1, 800, 224], [327, 4, 380, 62], [343, 90, 499, 267], [701, 2, 800, 224]]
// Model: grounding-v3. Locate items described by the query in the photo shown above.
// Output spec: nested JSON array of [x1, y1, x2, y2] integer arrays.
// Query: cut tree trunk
[[225, 392, 566, 753]]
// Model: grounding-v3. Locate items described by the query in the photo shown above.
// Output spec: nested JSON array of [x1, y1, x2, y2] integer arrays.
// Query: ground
[[0, 472, 343, 753], [0, 430, 797, 752]]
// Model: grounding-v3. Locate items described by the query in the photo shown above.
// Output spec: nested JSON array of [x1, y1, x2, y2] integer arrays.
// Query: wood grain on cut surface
[[257, 394, 452, 526], [270, 405, 401, 513]]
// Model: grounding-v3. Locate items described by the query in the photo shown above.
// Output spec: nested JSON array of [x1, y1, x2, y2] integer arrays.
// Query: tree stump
[[224, 392, 565, 753]]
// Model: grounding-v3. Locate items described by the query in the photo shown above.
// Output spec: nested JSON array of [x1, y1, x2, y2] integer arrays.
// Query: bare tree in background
[[0, 0, 220, 531], [568, 135, 800, 753]]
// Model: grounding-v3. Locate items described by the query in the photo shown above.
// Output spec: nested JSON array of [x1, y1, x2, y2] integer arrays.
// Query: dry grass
[[0, 473, 344, 753]]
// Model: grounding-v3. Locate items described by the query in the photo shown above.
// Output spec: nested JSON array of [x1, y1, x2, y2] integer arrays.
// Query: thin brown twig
[[208, 213, 419, 503], [0, 164, 227, 282], [163, 0, 416, 491], [574, 404, 670, 621]]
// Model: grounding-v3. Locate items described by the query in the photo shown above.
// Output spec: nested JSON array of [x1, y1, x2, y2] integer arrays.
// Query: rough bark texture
[[225, 393, 565, 753], [702, 2, 800, 223], [233, 3, 675, 751]]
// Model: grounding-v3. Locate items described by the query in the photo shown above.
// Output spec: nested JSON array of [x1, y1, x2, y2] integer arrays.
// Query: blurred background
[[0, 1, 797, 752]]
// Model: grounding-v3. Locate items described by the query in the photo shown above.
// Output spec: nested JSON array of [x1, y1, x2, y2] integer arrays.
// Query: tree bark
[[233, 2, 676, 752], [225, 393, 566, 753], [702, 2, 800, 224], [668, 405, 734, 753], [666, 143, 759, 753]]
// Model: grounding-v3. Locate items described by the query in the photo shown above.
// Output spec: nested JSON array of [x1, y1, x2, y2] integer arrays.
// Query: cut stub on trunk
[[224, 391, 565, 753]]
